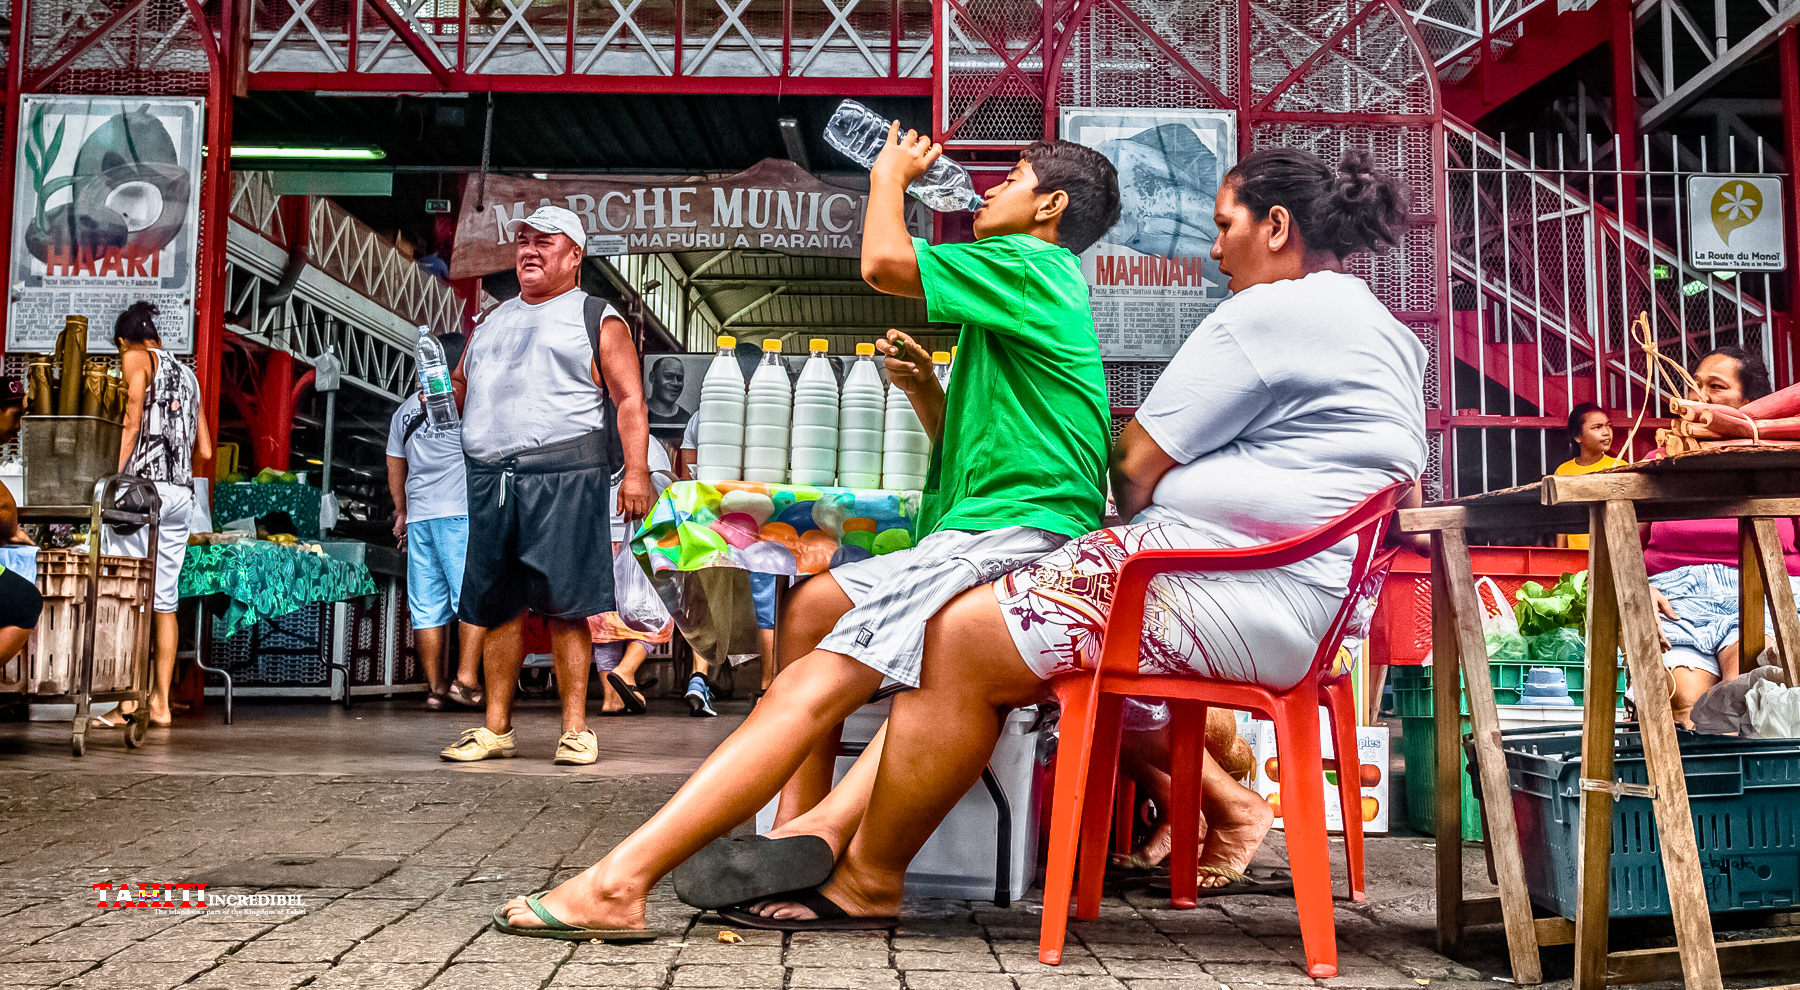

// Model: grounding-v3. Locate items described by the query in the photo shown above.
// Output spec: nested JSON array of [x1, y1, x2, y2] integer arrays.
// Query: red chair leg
[[1165, 700, 1207, 909], [1074, 693, 1126, 920], [1322, 680, 1367, 902], [1275, 691, 1339, 980], [1112, 777, 1136, 857], [1038, 682, 1098, 966]]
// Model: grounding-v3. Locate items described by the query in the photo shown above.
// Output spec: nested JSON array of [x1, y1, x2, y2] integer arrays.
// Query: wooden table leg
[[1429, 534, 1464, 958], [1600, 499, 1723, 990], [1740, 519, 1767, 667], [1748, 518, 1800, 685], [1436, 528, 1543, 984], [1574, 505, 1621, 990]]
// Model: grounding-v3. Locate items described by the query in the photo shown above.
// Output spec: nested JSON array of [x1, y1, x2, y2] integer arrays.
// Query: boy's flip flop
[[716, 888, 897, 932], [1147, 867, 1294, 899], [490, 892, 664, 942], [673, 834, 835, 910], [604, 671, 648, 715]]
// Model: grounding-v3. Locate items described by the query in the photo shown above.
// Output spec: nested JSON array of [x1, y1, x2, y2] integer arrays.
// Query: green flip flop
[[491, 892, 664, 942]]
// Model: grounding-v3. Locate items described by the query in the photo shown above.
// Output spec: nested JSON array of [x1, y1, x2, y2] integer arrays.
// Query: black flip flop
[[716, 888, 897, 932], [1147, 868, 1294, 899], [605, 671, 648, 715], [672, 834, 835, 910]]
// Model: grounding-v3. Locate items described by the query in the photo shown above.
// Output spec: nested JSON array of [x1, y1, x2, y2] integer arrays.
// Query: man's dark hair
[[114, 300, 160, 344], [1224, 148, 1409, 259], [1701, 345, 1773, 402], [1021, 140, 1121, 256], [652, 355, 684, 377]]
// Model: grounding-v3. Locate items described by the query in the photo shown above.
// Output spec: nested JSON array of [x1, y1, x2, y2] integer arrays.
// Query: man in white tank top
[[440, 205, 653, 767]]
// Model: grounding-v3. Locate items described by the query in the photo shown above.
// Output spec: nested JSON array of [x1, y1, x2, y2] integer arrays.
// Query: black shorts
[[458, 431, 616, 629], [0, 566, 43, 629]]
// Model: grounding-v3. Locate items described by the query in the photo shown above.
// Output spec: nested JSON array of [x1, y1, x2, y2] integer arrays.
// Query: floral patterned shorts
[[994, 522, 1345, 692]]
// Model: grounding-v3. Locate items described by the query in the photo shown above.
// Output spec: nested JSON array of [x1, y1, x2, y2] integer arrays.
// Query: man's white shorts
[[100, 481, 194, 614], [816, 526, 1068, 687]]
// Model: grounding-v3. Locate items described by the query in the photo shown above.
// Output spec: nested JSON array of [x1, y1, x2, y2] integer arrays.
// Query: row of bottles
[[692, 336, 949, 490]]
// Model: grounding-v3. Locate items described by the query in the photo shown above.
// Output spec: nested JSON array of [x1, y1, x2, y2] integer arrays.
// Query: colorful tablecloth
[[179, 542, 375, 637], [633, 481, 921, 575], [211, 483, 323, 539]]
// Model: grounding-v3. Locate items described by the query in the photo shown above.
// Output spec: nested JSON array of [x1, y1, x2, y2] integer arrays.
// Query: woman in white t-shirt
[[727, 148, 1426, 929]]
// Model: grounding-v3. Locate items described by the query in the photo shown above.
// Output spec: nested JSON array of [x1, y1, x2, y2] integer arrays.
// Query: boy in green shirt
[[493, 127, 1118, 942]]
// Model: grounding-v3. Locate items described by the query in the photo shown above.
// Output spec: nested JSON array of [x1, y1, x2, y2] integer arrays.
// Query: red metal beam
[[1251, 0, 1382, 114], [193, 0, 235, 481], [247, 71, 930, 95], [1440, 5, 1609, 123], [24, 0, 158, 92], [1780, 27, 1800, 386], [361, 0, 456, 88], [0, 0, 31, 363]]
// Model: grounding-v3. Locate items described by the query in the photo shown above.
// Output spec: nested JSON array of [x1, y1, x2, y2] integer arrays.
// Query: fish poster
[[1061, 108, 1236, 360], [6, 96, 203, 354]]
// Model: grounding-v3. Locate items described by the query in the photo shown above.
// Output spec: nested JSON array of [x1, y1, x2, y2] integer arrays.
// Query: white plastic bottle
[[692, 335, 747, 483], [789, 339, 840, 486], [882, 365, 931, 492], [823, 100, 984, 213], [837, 343, 886, 489], [932, 350, 952, 390], [742, 339, 793, 484]]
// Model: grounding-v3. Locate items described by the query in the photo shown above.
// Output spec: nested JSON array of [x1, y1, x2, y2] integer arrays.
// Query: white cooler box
[[757, 697, 1047, 903]]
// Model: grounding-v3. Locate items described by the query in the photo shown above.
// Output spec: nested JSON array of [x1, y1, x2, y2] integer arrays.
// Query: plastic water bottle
[[415, 326, 459, 430], [693, 335, 747, 483], [882, 375, 930, 492], [932, 350, 952, 390], [742, 339, 793, 484], [838, 343, 886, 489], [789, 339, 840, 487], [823, 99, 984, 213]]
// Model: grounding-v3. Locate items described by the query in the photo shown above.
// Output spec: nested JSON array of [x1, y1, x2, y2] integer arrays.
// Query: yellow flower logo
[[1711, 181, 1760, 244]]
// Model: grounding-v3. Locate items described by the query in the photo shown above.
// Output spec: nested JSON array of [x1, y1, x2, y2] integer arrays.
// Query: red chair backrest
[[1097, 481, 1415, 684]]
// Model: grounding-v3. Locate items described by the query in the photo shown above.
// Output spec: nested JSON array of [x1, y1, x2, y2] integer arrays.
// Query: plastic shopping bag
[[1747, 674, 1800, 739], [1475, 576, 1528, 663], [613, 529, 672, 633]]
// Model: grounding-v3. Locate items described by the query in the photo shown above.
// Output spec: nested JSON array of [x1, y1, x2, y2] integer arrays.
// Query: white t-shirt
[[1135, 270, 1427, 592], [461, 289, 618, 460], [611, 437, 674, 544], [386, 398, 468, 524], [681, 415, 699, 451]]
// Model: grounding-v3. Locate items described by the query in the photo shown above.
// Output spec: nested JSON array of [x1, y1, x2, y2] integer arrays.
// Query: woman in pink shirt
[[1644, 345, 1795, 724]]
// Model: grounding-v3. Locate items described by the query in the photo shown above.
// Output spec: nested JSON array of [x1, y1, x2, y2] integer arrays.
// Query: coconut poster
[[6, 96, 203, 354], [1060, 108, 1236, 360]]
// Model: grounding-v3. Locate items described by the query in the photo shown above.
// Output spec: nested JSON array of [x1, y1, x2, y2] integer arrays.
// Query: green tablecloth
[[179, 542, 375, 637], [211, 483, 322, 538]]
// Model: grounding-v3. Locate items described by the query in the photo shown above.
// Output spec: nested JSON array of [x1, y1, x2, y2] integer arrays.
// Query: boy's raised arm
[[860, 122, 939, 299]]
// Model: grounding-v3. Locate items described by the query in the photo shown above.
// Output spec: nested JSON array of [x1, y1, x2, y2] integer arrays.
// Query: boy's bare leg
[[498, 643, 884, 931], [771, 577, 856, 827], [417, 625, 448, 695], [766, 724, 888, 856]]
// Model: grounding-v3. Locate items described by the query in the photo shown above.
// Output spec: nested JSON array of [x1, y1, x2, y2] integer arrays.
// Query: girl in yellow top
[[1554, 403, 1623, 549]]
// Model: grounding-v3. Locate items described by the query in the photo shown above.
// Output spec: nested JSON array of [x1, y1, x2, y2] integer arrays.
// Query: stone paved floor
[[0, 699, 1773, 989]]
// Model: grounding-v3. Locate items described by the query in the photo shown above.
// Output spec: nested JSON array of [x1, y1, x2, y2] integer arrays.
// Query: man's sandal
[[490, 893, 665, 942], [716, 887, 897, 932], [672, 834, 835, 910], [603, 671, 649, 715]]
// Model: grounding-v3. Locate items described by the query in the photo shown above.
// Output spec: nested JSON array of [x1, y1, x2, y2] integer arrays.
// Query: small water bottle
[[823, 99, 984, 213], [415, 326, 459, 430], [932, 350, 952, 390]]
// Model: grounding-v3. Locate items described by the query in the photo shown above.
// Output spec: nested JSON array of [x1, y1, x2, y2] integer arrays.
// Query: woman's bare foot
[[737, 866, 901, 921], [1196, 782, 1274, 888], [497, 862, 651, 931], [1108, 819, 1194, 871]]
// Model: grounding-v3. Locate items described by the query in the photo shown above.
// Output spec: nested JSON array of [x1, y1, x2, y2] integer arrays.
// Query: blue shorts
[[1649, 563, 1800, 677], [407, 515, 469, 629], [751, 571, 776, 630]]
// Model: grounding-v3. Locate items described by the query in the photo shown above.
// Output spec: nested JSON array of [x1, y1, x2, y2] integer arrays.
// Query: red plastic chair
[[1037, 482, 1412, 979]]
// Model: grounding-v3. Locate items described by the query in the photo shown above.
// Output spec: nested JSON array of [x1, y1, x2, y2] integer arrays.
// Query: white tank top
[[460, 289, 616, 461]]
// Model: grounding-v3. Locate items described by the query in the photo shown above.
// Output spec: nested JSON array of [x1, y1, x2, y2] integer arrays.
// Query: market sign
[[6, 95, 204, 354], [1687, 174, 1785, 272], [1061, 107, 1237, 360], [450, 159, 895, 278]]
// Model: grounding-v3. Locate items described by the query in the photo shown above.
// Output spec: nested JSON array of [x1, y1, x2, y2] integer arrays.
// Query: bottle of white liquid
[[932, 350, 952, 390], [415, 326, 459, 430], [837, 343, 886, 489], [692, 335, 747, 483], [882, 368, 931, 492], [789, 339, 840, 486], [742, 339, 793, 484], [822, 100, 985, 213]]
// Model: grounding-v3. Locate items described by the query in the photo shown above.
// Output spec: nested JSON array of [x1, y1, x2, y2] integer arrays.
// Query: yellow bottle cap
[[718, 335, 736, 348], [763, 338, 782, 352], [809, 338, 829, 352], [932, 351, 952, 363], [950, 346, 957, 360], [855, 343, 875, 356]]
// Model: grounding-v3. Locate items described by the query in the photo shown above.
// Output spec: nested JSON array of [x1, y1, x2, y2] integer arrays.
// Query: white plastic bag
[[613, 527, 671, 633], [1746, 675, 1800, 739]]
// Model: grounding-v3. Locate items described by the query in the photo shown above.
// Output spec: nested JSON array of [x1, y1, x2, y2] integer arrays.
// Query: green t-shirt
[[912, 233, 1110, 540]]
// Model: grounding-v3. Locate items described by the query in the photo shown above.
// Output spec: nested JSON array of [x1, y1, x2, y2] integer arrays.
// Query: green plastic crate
[[1390, 662, 1625, 718], [1400, 715, 1484, 841]]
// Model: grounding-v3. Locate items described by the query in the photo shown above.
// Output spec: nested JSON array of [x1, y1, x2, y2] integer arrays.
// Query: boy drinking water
[[494, 124, 1119, 940]]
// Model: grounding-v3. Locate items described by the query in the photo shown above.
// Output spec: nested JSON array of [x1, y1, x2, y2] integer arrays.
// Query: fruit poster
[[1241, 715, 1390, 835], [7, 96, 203, 355], [1060, 108, 1236, 360]]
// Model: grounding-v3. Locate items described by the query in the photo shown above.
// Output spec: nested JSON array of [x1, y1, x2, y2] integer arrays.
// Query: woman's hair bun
[[1315, 149, 1408, 258]]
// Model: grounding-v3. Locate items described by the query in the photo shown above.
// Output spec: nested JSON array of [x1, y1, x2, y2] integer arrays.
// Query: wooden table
[[1397, 445, 1800, 990]]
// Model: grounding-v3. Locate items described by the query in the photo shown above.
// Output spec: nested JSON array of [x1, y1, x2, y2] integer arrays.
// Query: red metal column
[[1781, 27, 1800, 385], [252, 348, 295, 471], [1610, 0, 1638, 214], [0, 0, 30, 363], [191, 0, 237, 481]]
